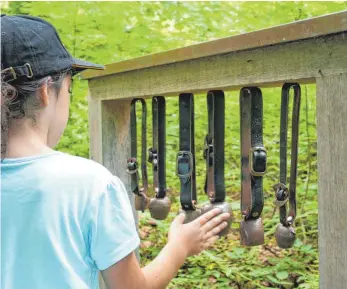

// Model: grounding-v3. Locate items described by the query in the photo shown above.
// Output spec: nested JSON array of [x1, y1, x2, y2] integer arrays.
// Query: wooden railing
[[83, 11, 347, 289]]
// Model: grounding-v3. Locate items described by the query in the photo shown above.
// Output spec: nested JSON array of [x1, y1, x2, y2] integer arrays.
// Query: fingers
[[195, 208, 223, 226], [172, 213, 186, 225], [203, 235, 219, 250], [203, 221, 228, 240], [201, 213, 230, 234]]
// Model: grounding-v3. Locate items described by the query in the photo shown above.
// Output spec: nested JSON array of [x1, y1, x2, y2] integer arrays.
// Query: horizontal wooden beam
[[87, 32, 347, 100], [82, 10, 347, 80]]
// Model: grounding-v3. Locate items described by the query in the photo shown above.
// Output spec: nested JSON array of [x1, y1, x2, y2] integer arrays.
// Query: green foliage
[[4, 1, 347, 288]]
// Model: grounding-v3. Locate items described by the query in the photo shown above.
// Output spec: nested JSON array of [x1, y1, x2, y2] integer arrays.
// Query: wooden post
[[88, 96, 103, 163], [88, 97, 139, 236], [100, 98, 139, 232], [316, 73, 347, 288], [88, 98, 140, 289]]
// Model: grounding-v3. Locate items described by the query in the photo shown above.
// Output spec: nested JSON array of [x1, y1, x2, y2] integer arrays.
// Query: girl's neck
[[5, 122, 52, 159]]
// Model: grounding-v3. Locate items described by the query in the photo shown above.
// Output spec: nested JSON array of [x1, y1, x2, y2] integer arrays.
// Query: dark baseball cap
[[1, 14, 104, 82]]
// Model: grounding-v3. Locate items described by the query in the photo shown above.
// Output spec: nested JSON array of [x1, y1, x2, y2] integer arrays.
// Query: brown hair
[[1, 71, 71, 159]]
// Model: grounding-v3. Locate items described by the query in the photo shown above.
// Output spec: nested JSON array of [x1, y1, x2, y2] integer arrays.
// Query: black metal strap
[[148, 96, 166, 198], [204, 90, 225, 203], [274, 83, 301, 226], [177, 93, 197, 210], [240, 87, 266, 221], [127, 98, 148, 198]]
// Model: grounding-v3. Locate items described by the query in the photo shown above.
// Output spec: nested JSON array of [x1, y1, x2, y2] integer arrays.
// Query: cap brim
[[71, 58, 105, 74]]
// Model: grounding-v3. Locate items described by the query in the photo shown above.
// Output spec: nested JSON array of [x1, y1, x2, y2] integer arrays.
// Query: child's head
[[1, 15, 104, 156], [1, 68, 73, 154]]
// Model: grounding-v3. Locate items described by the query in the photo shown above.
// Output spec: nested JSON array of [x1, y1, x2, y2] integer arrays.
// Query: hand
[[168, 208, 231, 257]]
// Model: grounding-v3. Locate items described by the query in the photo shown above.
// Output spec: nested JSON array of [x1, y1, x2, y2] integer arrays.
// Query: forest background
[[3, 1, 347, 288]]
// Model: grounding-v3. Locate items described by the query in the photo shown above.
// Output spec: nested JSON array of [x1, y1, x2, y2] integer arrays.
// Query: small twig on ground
[[263, 245, 281, 257]]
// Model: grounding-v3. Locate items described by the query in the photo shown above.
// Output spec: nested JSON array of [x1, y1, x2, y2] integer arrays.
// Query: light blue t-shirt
[[1, 151, 140, 289]]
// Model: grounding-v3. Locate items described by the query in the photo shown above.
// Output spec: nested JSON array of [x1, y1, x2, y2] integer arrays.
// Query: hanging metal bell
[[240, 217, 265, 246], [201, 202, 233, 237], [179, 208, 202, 224], [275, 223, 296, 249], [148, 196, 171, 220]]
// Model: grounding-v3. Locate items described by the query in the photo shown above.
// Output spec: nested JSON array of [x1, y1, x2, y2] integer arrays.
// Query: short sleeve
[[88, 176, 140, 271]]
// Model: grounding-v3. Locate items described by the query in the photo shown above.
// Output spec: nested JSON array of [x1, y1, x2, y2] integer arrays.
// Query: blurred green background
[[3, 2, 347, 288]]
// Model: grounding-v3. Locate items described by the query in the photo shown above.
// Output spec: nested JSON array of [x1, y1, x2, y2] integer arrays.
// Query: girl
[[1, 14, 231, 289]]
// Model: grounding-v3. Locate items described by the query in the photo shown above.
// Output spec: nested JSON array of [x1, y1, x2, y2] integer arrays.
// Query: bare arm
[[141, 240, 187, 288], [101, 242, 185, 289], [101, 208, 230, 289]]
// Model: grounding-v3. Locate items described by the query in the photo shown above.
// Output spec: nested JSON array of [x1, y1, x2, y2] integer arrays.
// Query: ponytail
[[1, 78, 16, 158]]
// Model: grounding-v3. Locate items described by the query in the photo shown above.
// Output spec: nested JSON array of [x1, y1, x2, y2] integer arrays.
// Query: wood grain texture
[[88, 98, 140, 289], [88, 96, 107, 289], [88, 95, 103, 163], [87, 33, 347, 100], [82, 11, 347, 79], [101, 98, 140, 243], [316, 73, 347, 289]]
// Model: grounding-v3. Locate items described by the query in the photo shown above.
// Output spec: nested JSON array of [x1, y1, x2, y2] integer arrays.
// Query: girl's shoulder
[[2, 151, 120, 200], [53, 152, 112, 176], [47, 151, 117, 188]]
